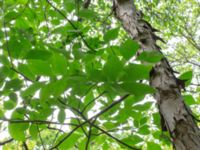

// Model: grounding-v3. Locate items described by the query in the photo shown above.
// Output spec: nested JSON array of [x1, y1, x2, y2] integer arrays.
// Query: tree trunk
[[113, 0, 200, 149]]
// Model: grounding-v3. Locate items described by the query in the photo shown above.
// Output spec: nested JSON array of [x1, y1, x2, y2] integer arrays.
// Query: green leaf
[[4, 11, 19, 22], [52, 77, 68, 97], [83, 91, 95, 112], [4, 78, 23, 91], [29, 124, 38, 139], [51, 53, 68, 75], [78, 138, 87, 150], [67, 97, 84, 109], [183, 95, 196, 105], [15, 17, 31, 29], [121, 82, 155, 96], [7, 36, 30, 58], [138, 125, 150, 135], [124, 95, 143, 108], [3, 100, 16, 110], [0, 110, 4, 119], [120, 39, 139, 60], [8, 108, 29, 141], [121, 135, 143, 147], [25, 50, 52, 60], [179, 70, 193, 86], [103, 55, 123, 81], [39, 79, 68, 106], [55, 132, 81, 150], [64, 0, 75, 12], [140, 117, 148, 125], [0, 31, 3, 39], [137, 51, 163, 63], [153, 113, 161, 127], [18, 0, 28, 4], [104, 28, 119, 42], [21, 82, 43, 97], [18, 63, 35, 81], [9, 92, 18, 103], [88, 69, 105, 82], [40, 83, 53, 105], [103, 122, 118, 129], [28, 60, 53, 76], [147, 142, 162, 150], [123, 64, 152, 81], [116, 108, 130, 122], [72, 43, 84, 59], [58, 109, 66, 123], [79, 9, 96, 19], [8, 123, 26, 141], [0, 55, 10, 66], [132, 102, 153, 111]]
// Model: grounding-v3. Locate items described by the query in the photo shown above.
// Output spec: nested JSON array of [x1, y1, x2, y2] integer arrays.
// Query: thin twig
[[47, 126, 65, 133], [3, 4, 34, 82], [10, 67, 34, 82], [46, 0, 96, 53], [51, 126, 63, 147], [85, 119, 96, 150], [3, 13, 14, 68], [50, 94, 130, 149], [73, 108, 140, 150], [94, 123, 139, 149], [43, 1, 51, 36], [0, 135, 32, 146], [82, 91, 106, 113], [1, 118, 77, 126], [23, 141, 29, 150], [0, 138, 14, 146], [76, 116, 89, 137], [37, 125, 46, 150]]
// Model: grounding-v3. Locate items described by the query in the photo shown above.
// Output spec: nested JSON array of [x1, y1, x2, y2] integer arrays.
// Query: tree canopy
[[0, 0, 199, 149]]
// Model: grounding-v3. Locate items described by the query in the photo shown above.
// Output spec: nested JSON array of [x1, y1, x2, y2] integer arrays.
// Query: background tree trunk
[[113, 0, 200, 149]]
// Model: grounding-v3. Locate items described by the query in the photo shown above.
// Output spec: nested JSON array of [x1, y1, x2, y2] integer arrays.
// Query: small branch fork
[[50, 94, 140, 150]]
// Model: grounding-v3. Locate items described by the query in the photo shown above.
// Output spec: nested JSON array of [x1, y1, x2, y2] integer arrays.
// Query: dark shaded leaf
[[104, 28, 119, 42], [58, 109, 66, 123], [137, 51, 163, 63], [120, 39, 139, 60]]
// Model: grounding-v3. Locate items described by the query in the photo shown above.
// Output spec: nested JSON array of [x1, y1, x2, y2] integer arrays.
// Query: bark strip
[[113, 0, 200, 149]]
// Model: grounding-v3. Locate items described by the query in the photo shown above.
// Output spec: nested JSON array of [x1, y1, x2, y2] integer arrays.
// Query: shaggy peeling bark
[[113, 0, 200, 149]]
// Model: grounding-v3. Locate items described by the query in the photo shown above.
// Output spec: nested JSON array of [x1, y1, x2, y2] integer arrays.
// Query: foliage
[[0, 0, 199, 149]]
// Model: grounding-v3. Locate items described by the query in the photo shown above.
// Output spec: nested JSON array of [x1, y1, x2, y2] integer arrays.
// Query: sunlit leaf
[[147, 142, 162, 150], [55, 132, 82, 150]]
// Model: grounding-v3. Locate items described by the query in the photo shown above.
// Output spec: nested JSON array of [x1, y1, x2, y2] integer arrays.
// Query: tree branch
[[82, 91, 106, 113], [83, 0, 91, 9], [85, 119, 96, 150], [46, 0, 96, 53], [50, 94, 130, 149], [0, 138, 14, 146], [73, 107, 140, 150], [37, 125, 46, 150], [23, 141, 29, 150], [47, 126, 65, 133], [1, 118, 77, 126]]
